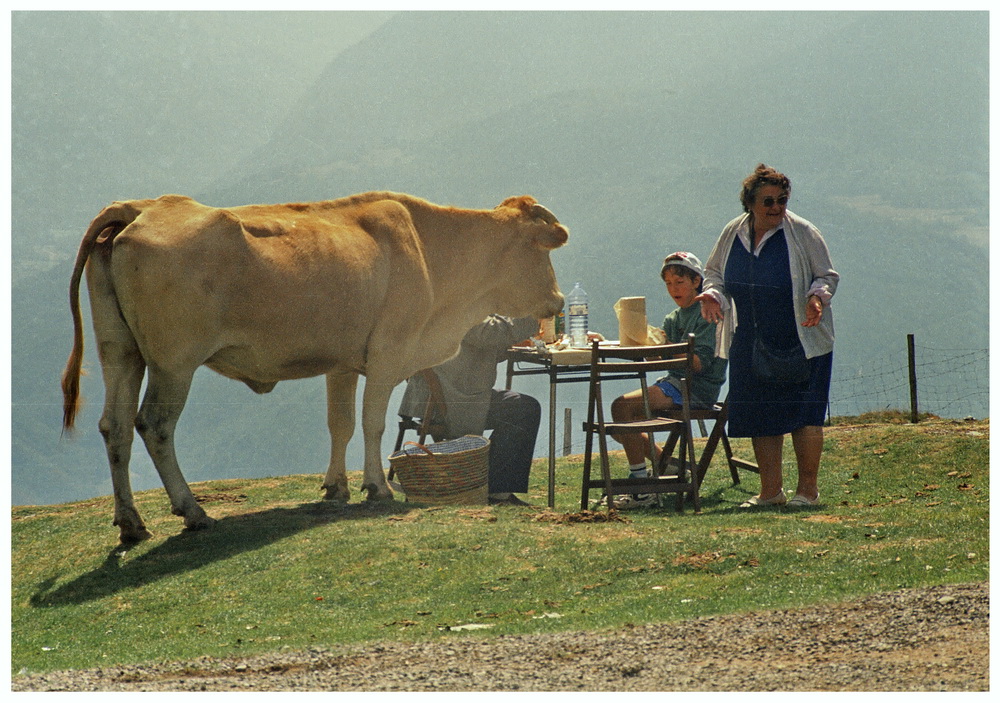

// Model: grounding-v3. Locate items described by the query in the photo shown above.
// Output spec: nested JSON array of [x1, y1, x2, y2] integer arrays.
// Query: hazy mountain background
[[9, 11, 989, 506]]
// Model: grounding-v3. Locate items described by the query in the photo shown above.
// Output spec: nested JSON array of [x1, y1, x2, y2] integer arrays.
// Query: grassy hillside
[[11, 415, 989, 677]]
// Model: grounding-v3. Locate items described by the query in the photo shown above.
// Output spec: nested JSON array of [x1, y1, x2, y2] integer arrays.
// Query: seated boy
[[608, 252, 727, 508]]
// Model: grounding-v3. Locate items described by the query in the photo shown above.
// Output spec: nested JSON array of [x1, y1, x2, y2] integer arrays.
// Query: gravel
[[13, 581, 987, 692]]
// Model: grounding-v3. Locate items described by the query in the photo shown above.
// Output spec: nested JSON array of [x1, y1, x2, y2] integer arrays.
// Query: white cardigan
[[701, 210, 839, 360]]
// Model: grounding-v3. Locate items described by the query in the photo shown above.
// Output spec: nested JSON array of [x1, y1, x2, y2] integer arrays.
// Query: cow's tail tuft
[[61, 204, 138, 434]]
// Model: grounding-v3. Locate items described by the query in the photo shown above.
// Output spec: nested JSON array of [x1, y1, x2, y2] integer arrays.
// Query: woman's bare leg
[[750, 434, 785, 500], [790, 425, 823, 500]]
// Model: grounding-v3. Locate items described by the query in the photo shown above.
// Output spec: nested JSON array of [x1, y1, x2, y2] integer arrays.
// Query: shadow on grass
[[586, 483, 748, 514], [29, 499, 416, 608], [666, 482, 786, 515], [666, 483, 750, 513]]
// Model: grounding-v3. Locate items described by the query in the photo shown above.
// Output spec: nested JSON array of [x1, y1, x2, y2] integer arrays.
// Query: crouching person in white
[[399, 315, 541, 506]]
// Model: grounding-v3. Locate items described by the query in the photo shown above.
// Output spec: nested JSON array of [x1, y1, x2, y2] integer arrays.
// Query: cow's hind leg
[[135, 367, 214, 532], [321, 371, 356, 502], [97, 341, 152, 543], [359, 375, 395, 502], [88, 248, 154, 543]]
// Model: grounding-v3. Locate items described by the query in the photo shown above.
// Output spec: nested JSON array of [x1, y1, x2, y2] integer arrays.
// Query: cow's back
[[105, 196, 429, 382]]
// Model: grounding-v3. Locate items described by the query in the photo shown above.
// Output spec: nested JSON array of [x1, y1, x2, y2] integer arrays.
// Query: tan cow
[[61, 192, 568, 543]]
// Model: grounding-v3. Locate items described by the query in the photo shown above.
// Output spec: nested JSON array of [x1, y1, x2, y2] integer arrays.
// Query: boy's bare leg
[[610, 385, 675, 466]]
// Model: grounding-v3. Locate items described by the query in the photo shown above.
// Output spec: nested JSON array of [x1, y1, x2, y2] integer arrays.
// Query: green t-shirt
[[660, 302, 727, 405]]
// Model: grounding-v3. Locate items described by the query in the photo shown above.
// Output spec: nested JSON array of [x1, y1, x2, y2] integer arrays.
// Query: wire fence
[[526, 340, 990, 459], [496, 343, 990, 457], [829, 344, 989, 420]]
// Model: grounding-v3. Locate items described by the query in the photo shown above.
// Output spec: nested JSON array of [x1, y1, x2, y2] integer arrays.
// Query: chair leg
[[670, 427, 690, 482], [697, 419, 727, 487], [388, 423, 409, 481], [393, 424, 406, 453], [681, 431, 701, 513], [714, 401, 754, 483], [688, 438, 712, 513], [581, 426, 595, 511], [598, 429, 616, 511], [659, 431, 680, 476], [720, 432, 741, 484]]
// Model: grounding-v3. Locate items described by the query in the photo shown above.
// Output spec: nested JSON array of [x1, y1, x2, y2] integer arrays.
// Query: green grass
[[10, 416, 989, 676]]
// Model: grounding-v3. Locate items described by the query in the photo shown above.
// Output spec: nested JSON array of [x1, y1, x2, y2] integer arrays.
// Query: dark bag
[[752, 337, 810, 384]]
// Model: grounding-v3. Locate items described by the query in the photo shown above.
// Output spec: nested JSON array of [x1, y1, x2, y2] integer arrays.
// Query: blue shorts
[[652, 379, 684, 405]]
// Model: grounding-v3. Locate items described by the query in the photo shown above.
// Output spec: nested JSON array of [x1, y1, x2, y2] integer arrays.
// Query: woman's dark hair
[[739, 163, 791, 213]]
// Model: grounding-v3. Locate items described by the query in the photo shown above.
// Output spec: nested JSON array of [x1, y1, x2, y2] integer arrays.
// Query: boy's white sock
[[629, 463, 650, 479]]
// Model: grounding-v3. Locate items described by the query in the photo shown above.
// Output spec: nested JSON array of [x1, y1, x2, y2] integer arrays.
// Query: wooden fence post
[[563, 408, 572, 456], [908, 333, 919, 423]]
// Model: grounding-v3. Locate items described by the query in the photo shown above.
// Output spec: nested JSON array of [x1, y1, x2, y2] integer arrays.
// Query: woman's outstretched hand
[[802, 295, 823, 327], [695, 293, 723, 324]]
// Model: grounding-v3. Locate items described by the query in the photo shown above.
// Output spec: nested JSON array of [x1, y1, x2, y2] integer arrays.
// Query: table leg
[[548, 370, 557, 508]]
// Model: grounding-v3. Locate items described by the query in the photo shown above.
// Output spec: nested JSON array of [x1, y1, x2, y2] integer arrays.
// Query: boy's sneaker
[[613, 493, 657, 510]]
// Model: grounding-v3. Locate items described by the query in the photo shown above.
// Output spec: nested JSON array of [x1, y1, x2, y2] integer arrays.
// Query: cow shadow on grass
[[29, 498, 417, 608]]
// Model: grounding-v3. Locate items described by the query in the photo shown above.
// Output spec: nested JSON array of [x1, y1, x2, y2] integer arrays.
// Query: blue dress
[[725, 230, 832, 437]]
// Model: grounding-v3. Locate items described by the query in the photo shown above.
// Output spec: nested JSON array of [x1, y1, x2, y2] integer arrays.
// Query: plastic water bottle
[[567, 282, 589, 348]]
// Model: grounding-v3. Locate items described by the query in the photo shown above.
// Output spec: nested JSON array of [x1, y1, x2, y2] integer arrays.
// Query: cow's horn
[[530, 203, 559, 225]]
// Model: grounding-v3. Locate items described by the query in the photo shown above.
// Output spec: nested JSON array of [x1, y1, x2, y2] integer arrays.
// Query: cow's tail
[[61, 202, 141, 433]]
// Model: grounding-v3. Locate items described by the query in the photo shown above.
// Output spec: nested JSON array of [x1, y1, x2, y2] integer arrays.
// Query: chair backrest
[[585, 335, 697, 429], [580, 335, 702, 511]]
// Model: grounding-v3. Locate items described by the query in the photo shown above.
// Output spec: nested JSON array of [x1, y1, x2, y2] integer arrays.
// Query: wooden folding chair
[[389, 368, 451, 480], [657, 396, 759, 489], [580, 335, 701, 512]]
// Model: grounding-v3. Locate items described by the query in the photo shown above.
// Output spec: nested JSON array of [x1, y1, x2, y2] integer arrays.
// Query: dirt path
[[13, 581, 988, 692]]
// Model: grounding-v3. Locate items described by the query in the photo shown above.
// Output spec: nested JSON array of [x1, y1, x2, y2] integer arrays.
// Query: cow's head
[[488, 196, 569, 320]]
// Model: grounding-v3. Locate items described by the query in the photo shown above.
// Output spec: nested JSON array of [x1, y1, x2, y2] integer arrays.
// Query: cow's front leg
[[321, 371, 357, 502], [360, 376, 395, 501]]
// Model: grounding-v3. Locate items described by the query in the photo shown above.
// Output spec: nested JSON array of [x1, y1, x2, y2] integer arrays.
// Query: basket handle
[[403, 441, 437, 460]]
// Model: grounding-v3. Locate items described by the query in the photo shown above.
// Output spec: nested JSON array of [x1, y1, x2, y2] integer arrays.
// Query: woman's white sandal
[[787, 493, 820, 507], [739, 489, 787, 508]]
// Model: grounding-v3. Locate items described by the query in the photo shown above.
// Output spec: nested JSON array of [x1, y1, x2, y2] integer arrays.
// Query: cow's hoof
[[362, 483, 395, 502], [183, 514, 216, 532], [118, 526, 154, 544], [114, 514, 153, 544], [321, 484, 351, 503]]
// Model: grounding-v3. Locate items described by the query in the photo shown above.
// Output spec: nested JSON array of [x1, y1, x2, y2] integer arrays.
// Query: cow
[[61, 191, 568, 543]]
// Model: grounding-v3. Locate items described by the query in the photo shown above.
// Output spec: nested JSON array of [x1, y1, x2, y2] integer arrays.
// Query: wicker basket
[[388, 435, 490, 505]]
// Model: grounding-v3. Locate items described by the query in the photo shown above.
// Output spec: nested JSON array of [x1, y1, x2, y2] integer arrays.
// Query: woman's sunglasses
[[759, 195, 789, 208]]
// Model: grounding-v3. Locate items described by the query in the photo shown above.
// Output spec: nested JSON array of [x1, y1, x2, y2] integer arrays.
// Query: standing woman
[[696, 164, 839, 508]]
